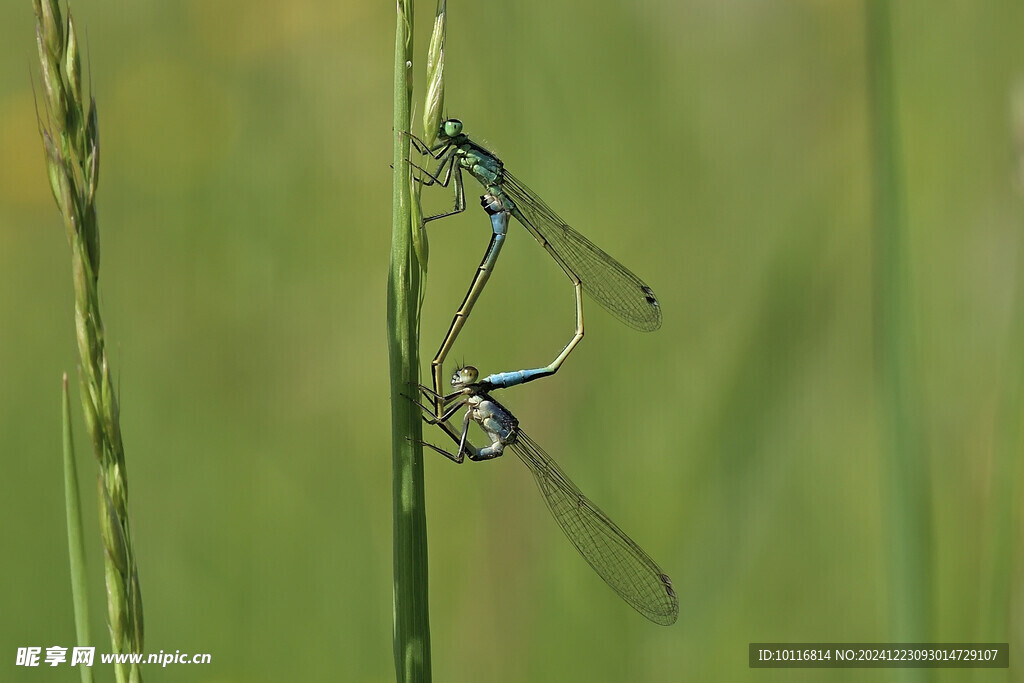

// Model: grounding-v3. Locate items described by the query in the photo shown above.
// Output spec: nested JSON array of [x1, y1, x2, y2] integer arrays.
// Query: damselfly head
[[451, 365, 478, 387], [441, 118, 463, 139]]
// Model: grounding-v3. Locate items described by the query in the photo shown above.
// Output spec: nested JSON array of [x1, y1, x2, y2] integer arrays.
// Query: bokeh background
[[2, 1, 1022, 681]]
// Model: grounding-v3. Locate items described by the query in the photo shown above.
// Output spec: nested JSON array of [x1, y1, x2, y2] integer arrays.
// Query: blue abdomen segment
[[482, 368, 547, 389], [488, 207, 508, 235]]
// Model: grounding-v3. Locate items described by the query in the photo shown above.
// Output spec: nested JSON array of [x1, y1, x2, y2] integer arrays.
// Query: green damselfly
[[409, 120, 661, 415]]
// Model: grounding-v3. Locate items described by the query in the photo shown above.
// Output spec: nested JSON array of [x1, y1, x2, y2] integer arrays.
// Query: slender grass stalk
[[62, 374, 94, 683], [865, 0, 933, 674], [34, 2, 144, 681], [390, 0, 432, 680], [977, 83, 1024, 662], [1000, 88, 1024, 664], [980, 278, 1023, 665]]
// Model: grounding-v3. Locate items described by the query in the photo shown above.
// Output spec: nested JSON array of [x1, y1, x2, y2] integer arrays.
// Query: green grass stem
[[389, 0, 432, 680], [62, 374, 94, 683], [865, 1, 934, 677], [977, 83, 1024, 665]]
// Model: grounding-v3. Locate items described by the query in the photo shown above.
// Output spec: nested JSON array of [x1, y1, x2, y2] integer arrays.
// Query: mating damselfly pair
[[408, 119, 678, 626]]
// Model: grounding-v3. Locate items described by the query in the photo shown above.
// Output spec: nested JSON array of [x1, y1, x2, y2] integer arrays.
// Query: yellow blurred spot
[[0, 91, 52, 209], [187, 0, 362, 59]]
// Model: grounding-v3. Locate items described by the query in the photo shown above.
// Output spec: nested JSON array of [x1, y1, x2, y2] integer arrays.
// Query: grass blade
[[865, 2, 933, 677], [62, 373, 94, 683], [389, 0, 432, 680]]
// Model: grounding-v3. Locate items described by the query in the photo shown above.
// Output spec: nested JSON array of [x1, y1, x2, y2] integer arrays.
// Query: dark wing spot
[[660, 573, 676, 598]]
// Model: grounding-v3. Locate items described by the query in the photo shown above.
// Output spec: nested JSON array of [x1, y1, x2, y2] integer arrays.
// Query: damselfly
[[408, 120, 661, 416], [414, 365, 678, 626]]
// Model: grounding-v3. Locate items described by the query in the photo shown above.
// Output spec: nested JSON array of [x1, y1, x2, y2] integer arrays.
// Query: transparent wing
[[511, 430, 678, 625], [502, 172, 662, 332]]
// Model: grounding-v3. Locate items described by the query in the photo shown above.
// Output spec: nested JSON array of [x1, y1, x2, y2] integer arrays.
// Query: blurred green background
[[2, 1, 1022, 681]]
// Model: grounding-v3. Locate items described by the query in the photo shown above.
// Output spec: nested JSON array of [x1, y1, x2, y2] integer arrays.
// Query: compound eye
[[460, 365, 479, 383], [443, 119, 463, 137]]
